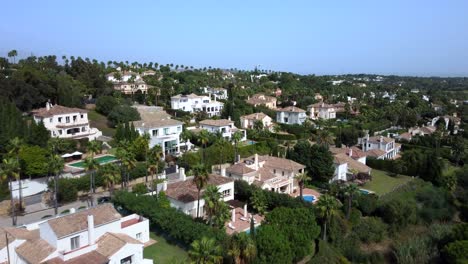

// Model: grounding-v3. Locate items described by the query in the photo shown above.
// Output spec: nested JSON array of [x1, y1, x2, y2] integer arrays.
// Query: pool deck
[[64, 154, 117, 172], [225, 207, 263, 235], [290, 188, 321, 203]]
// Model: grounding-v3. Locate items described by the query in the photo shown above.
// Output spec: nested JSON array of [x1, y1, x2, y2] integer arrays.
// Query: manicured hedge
[[112, 191, 227, 246]]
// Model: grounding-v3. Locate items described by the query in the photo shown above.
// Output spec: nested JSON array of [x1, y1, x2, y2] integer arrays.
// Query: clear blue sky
[[2, 0, 468, 76]]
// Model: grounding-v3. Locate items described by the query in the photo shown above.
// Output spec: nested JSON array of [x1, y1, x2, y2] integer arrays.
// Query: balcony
[[56, 120, 89, 128]]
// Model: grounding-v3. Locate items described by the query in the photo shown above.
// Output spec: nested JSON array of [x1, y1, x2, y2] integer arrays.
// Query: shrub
[[56, 179, 78, 203], [107, 105, 140, 127], [255, 225, 293, 264], [132, 183, 148, 195], [441, 240, 468, 264], [356, 194, 378, 216], [393, 236, 436, 264], [353, 217, 388, 243], [61, 209, 70, 215], [378, 199, 417, 232]]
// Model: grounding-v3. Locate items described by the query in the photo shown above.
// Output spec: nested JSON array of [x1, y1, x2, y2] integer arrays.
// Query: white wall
[[108, 243, 144, 264]]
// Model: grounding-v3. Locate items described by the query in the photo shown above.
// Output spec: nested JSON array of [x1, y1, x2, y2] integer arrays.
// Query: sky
[[1, 0, 468, 76]]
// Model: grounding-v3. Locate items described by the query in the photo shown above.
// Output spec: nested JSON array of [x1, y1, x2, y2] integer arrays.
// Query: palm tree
[[87, 140, 102, 158], [294, 172, 309, 199], [192, 164, 209, 218], [342, 184, 360, 220], [7, 50, 17, 64], [232, 131, 243, 163], [147, 145, 163, 195], [8, 137, 23, 210], [83, 156, 99, 206], [49, 155, 64, 215], [203, 185, 229, 228], [198, 130, 210, 162], [315, 130, 334, 148], [101, 163, 120, 198], [116, 147, 136, 190], [315, 194, 341, 241], [228, 233, 257, 264], [0, 158, 20, 225], [189, 237, 223, 264]]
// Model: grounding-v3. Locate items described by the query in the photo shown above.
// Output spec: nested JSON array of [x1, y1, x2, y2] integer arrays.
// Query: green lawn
[[362, 169, 413, 196], [88, 110, 115, 137], [144, 232, 189, 263]]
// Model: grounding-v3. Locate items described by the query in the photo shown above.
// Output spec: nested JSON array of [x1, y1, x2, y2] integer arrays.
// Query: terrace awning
[[71, 151, 83, 156], [61, 153, 73, 158]]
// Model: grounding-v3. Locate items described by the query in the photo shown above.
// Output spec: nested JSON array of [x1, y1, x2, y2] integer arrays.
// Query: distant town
[[0, 51, 467, 264]]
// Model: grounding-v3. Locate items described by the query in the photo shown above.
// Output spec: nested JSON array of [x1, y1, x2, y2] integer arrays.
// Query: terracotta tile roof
[[45, 251, 108, 264], [165, 174, 234, 203], [226, 163, 256, 175], [240, 112, 269, 121], [0, 227, 39, 249], [133, 118, 182, 129], [308, 102, 335, 109], [47, 204, 121, 238], [276, 106, 306, 113], [257, 167, 276, 181], [365, 149, 387, 158], [172, 93, 205, 99], [334, 153, 371, 174], [16, 238, 55, 264], [420, 126, 436, 134], [199, 119, 233, 127], [329, 147, 366, 159], [256, 155, 305, 172], [368, 136, 394, 144], [246, 94, 276, 106], [32, 105, 88, 118], [96, 233, 142, 258], [399, 132, 412, 140]]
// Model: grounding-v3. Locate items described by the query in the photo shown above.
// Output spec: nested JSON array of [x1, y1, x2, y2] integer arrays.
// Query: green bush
[[255, 225, 293, 264], [95, 95, 118, 116], [353, 217, 388, 243], [378, 199, 417, 232], [356, 194, 378, 216], [55, 179, 78, 203], [132, 183, 148, 195], [393, 236, 436, 264], [107, 105, 141, 127], [441, 240, 468, 264]]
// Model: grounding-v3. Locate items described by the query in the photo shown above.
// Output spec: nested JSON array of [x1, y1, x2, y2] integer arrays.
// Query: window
[[66, 116, 70, 123], [164, 128, 169, 135], [120, 256, 133, 264], [273, 169, 276, 174], [70, 236, 80, 250], [73, 115, 77, 122], [58, 117, 62, 123], [282, 171, 285, 176], [222, 189, 231, 197], [136, 232, 142, 240], [49, 118, 53, 123], [81, 127, 86, 132], [80, 114, 84, 119], [152, 129, 158, 136], [177, 126, 182, 132], [58, 130, 63, 135]]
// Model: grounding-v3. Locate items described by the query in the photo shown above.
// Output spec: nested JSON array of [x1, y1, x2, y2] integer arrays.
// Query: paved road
[[0, 192, 110, 227]]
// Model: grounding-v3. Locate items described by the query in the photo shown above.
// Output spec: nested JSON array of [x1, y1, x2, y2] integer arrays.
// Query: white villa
[[276, 106, 307, 125], [113, 80, 150, 95], [0, 204, 152, 264], [133, 106, 184, 157], [246, 94, 277, 109], [307, 103, 337, 120], [359, 134, 401, 160], [171, 93, 224, 117], [225, 154, 305, 194], [239, 112, 274, 131], [164, 169, 234, 218], [330, 147, 371, 182], [32, 102, 102, 140], [203, 87, 228, 100], [106, 71, 142, 82], [199, 119, 247, 142]]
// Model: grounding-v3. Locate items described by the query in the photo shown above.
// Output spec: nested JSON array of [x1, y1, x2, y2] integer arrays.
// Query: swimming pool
[[245, 140, 256, 145], [303, 195, 316, 203], [67, 155, 118, 168], [359, 189, 373, 195]]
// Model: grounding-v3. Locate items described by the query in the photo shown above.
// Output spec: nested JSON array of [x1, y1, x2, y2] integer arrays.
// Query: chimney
[[180, 167, 186, 181], [254, 154, 259, 170], [87, 214, 95, 245], [228, 116, 231, 121], [349, 148, 353, 158], [221, 168, 226, 177], [70, 208, 76, 214], [255, 113, 259, 119], [243, 204, 248, 217], [46, 101, 51, 111], [231, 208, 236, 223]]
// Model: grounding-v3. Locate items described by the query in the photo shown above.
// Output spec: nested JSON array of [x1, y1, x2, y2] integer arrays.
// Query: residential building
[[239, 112, 274, 131], [332, 152, 371, 182], [164, 169, 234, 218], [106, 71, 141, 82], [113, 80, 149, 95], [171, 93, 224, 117], [246, 94, 277, 109], [141, 70, 156, 76], [225, 154, 306, 194], [409, 126, 436, 136], [307, 103, 337, 120], [133, 105, 183, 157], [203, 87, 228, 100], [276, 106, 307, 125], [359, 134, 401, 160], [199, 119, 247, 141], [32, 102, 102, 140], [0, 204, 152, 264]]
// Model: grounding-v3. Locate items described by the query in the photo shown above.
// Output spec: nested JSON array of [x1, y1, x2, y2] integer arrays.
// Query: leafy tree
[[19, 145, 48, 177], [441, 240, 468, 264], [379, 199, 417, 232], [101, 163, 120, 198], [95, 95, 118, 116], [342, 184, 360, 219], [189, 237, 223, 264], [250, 189, 267, 215], [7, 50, 18, 64], [232, 131, 243, 162], [255, 225, 293, 264], [198, 130, 210, 162], [28, 121, 50, 147], [352, 217, 387, 243], [203, 185, 230, 228], [0, 158, 20, 225], [107, 105, 140, 127], [49, 154, 64, 215]]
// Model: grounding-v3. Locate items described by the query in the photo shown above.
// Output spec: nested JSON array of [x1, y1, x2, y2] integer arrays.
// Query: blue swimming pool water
[[360, 189, 371, 194], [246, 140, 256, 145], [303, 195, 316, 203]]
